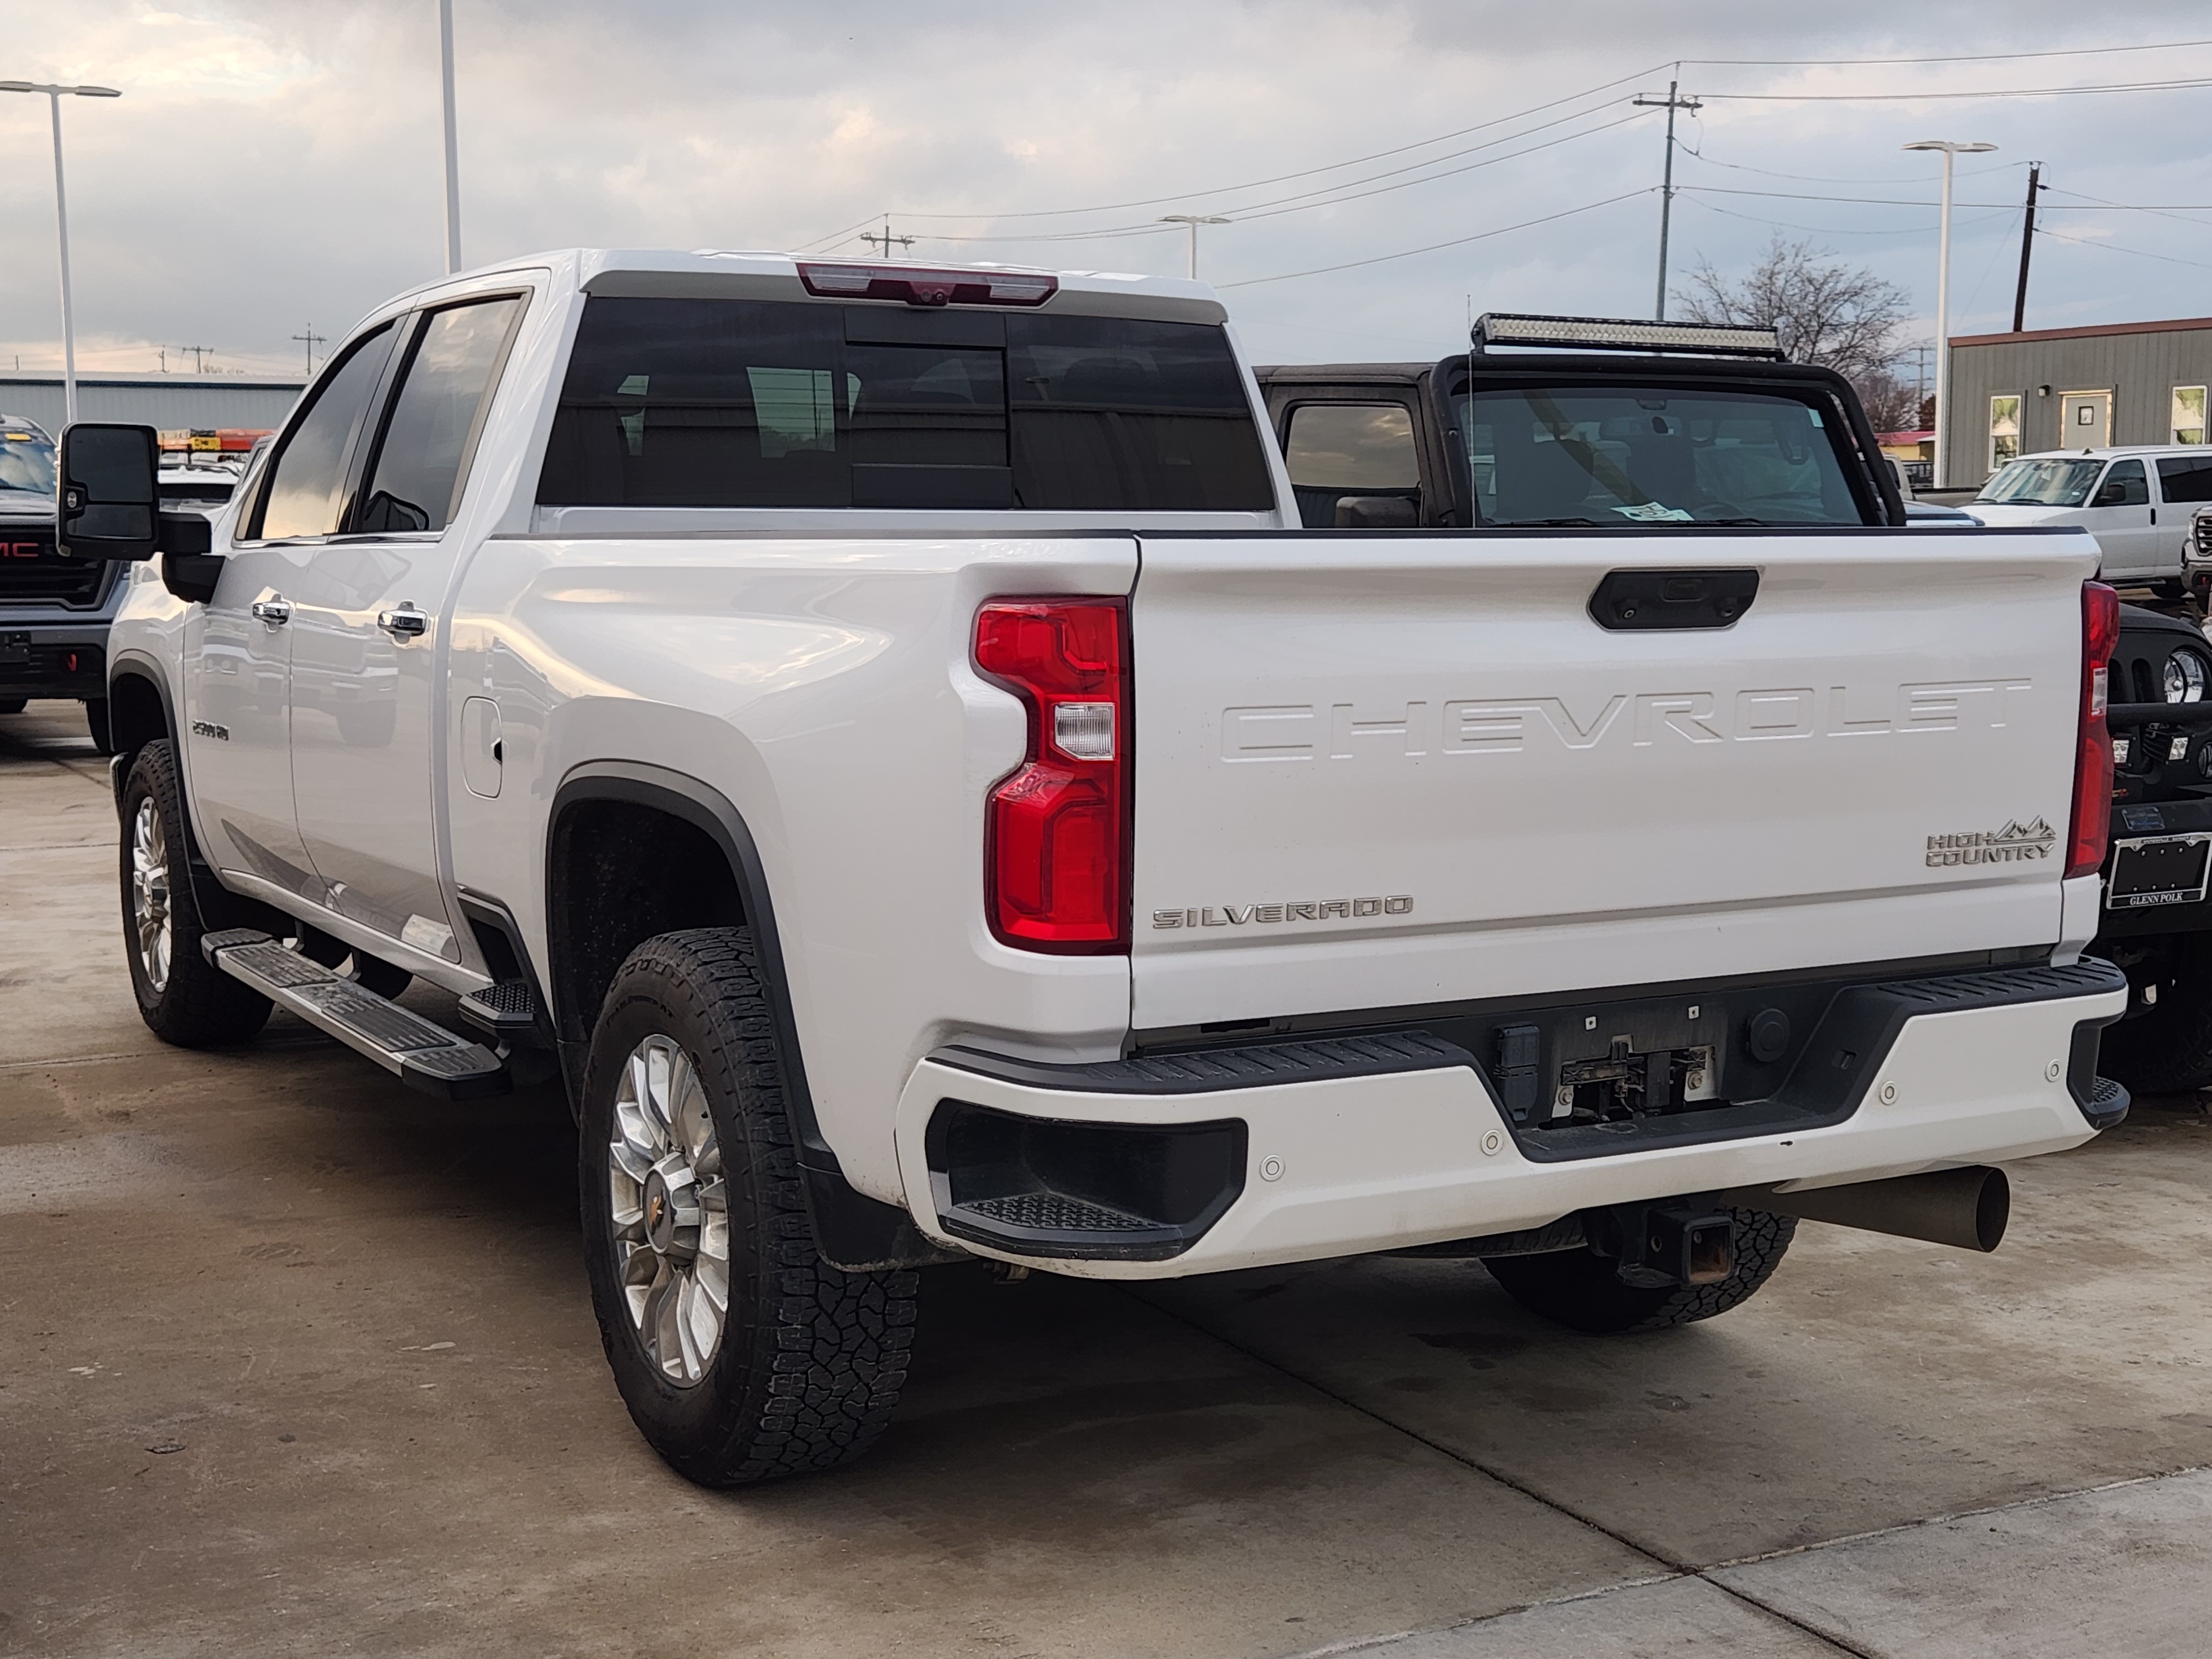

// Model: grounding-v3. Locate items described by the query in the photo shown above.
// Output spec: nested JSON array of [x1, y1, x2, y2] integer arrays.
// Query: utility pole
[[291, 328, 327, 375], [859, 217, 914, 257], [2011, 163, 2043, 335], [440, 0, 462, 273], [174, 344, 215, 374], [1633, 78, 1702, 320], [1913, 342, 1934, 420], [1158, 214, 1231, 279]]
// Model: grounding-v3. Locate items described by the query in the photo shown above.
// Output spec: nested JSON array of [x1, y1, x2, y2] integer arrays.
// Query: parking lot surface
[[4, 698, 2210, 1658]]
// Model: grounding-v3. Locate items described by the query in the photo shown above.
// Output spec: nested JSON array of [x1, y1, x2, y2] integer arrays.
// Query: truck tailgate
[[1129, 530, 2097, 1030]]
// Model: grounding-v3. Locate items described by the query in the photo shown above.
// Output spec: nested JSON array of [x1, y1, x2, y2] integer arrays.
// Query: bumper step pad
[[202, 929, 510, 1101]]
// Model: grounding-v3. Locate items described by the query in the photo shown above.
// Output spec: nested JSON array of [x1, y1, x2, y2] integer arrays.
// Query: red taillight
[[797, 262, 1058, 309], [974, 598, 1129, 952], [2068, 581, 2120, 879]]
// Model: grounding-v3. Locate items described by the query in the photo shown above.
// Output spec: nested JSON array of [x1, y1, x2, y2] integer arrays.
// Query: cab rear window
[[1451, 384, 1870, 526], [538, 298, 1274, 512]]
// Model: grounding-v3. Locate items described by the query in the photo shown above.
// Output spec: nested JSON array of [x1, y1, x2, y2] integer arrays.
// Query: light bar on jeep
[[797, 262, 1058, 309], [1473, 312, 1786, 359]]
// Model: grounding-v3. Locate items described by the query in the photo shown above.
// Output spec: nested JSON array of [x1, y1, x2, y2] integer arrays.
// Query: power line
[[1702, 75, 2212, 102], [792, 213, 889, 255], [899, 109, 1652, 246], [2033, 224, 2212, 273], [1675, 147, 2014, 188], [1677, 194, 2005, 238], [2041, 183, 2212, 231], [1683, 36, 2212, 67], [1677, 184, 2212, 211], [881, 61, 1672, 223], [1218, 188, 1652, 288]]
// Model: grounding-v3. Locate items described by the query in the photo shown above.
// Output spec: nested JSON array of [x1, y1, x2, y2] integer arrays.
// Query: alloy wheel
[[606, 1034, 732, 1385], [131, 795, 173, 993]]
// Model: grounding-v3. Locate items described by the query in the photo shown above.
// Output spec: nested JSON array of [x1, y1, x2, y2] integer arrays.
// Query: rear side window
[[1283, 403, 1419, 528], [2156, 453, 2212, 505], [538, 298, 1272, 512], [356, 296, 524, 533]]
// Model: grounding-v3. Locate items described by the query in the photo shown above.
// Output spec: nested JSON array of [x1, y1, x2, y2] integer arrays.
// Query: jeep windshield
[[0, 431, 55, 499], [1449, 384, 1867, 526], [1974, 457, 2103, 508]]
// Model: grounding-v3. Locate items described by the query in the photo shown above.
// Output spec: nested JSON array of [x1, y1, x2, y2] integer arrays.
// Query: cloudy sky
[[3, 2, 2211, 381]]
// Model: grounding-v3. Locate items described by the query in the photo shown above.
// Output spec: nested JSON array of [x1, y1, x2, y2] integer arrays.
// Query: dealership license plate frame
[[2107, 832, 2212, 911]]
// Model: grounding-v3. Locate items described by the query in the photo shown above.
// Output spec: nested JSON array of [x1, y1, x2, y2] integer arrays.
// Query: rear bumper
[[893, 961, 2128, 1279]]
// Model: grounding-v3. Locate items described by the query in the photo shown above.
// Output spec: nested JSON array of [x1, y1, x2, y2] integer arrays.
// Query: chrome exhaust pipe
[[1724, 1166, 2010, 1253]]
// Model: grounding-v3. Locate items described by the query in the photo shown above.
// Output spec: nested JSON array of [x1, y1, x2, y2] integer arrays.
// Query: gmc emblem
[[1, 541, 43, 559]]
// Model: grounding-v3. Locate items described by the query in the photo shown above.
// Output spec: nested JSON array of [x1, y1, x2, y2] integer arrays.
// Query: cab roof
[[361, 248, 1229, 331]]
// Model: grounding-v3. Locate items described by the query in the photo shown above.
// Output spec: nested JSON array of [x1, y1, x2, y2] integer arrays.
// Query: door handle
[[250, 597, 292, 627], [377, 606, 430, 639]]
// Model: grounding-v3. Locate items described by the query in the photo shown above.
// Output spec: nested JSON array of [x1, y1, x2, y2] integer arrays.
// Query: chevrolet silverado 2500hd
[[75, 259, 2128, 1486]]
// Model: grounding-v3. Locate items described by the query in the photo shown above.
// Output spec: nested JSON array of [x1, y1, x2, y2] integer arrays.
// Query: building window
[[1989, 394, 2022, 471], [2174, 386, 2208, 445]]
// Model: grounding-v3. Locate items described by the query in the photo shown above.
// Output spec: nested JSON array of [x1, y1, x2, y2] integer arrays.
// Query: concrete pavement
[[3, 698, 2208, 1658]]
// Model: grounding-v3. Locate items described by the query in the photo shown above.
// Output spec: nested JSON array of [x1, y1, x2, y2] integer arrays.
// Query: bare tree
[[1673, 235, 1912, 388], [1853, 367, 1925, 434]]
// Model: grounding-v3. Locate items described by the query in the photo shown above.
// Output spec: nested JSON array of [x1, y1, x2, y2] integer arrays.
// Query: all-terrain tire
[[2103, 935, 2212, 1094], [1483, 1208, 1797, 1334], [580, 928, 919, 1486], [119, 739, 272, 1046]]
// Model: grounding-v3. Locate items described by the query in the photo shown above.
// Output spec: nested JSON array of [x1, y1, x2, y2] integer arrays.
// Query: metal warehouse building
[[0, 375, 304, 437], [1944, 317, 2212, 487]]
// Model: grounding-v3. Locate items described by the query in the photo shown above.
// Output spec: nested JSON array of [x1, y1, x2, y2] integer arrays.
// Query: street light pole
[[440, 0, 462, 273], [1158, 215, 1230, 280], [1, 81, 122, 426], [1903, 139, 1997, 489]]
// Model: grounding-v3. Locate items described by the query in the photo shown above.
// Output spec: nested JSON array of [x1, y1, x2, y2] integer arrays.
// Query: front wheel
[[1484, 1208, 1797, 1333], [579, 928, 918, 1486], [119, 739, 272, 1046]]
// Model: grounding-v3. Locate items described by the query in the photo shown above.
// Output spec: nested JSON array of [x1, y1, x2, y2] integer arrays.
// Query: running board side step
[[202, 928, 512, 1101]]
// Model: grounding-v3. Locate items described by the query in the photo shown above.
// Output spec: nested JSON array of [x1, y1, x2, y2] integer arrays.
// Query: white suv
[[1968, 447, 2212, 591]]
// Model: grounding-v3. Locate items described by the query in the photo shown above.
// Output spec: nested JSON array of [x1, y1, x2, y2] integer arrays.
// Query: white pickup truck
[[71, 255, 2129, 1486]]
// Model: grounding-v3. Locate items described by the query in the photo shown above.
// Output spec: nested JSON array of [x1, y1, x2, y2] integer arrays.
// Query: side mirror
[[2095, 482, 2127, 507], [158, 512, 225, 604], [57, 423, 160, 560], [1334, 494, 1420, 529]]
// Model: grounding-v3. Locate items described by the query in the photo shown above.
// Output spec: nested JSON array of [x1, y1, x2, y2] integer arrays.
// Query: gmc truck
[[1, 415, 118, 744], [71, 262, 2128, 1487]]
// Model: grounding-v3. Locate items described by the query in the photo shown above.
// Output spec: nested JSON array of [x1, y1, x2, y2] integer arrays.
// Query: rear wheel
[[119, 739, 272, 1046], [1483, 1208, 1797, 1333], [580, 928, 918, 1485], [2103, 933, 2212, 1094]]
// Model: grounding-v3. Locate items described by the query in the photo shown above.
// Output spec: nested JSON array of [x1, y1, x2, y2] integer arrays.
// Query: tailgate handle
[[1589, 568, 1758, 631]]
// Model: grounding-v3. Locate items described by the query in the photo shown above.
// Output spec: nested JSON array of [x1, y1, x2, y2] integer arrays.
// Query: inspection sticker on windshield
[[1610, 502, 1695, 522]]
